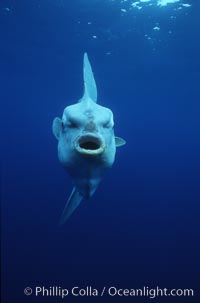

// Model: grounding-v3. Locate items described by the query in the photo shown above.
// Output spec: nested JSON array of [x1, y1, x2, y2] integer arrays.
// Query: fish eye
[[103, 121, 112, 128], [62, 120, 77, 129], [67, 119, 78, 128], [69, 122, 77, 128]]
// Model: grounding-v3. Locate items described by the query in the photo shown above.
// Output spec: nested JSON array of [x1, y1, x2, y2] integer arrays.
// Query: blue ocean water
[[1, 0, 200, 302]]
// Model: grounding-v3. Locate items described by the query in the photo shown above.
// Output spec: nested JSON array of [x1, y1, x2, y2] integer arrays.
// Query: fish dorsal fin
[[82, 53, 97, 103]]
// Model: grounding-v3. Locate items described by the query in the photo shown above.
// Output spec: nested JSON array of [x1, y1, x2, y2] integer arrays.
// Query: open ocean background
[[1, 0, 200, 302]]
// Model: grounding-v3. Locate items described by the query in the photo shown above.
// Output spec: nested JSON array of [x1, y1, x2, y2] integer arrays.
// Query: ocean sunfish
[[52, 53, 126, 224]]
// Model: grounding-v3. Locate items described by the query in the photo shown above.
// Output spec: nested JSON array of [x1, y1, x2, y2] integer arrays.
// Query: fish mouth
[[75, 134, 105, 155]]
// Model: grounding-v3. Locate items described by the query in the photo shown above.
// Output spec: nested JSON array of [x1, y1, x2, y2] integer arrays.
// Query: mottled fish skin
[[52, 53, 126, 223]]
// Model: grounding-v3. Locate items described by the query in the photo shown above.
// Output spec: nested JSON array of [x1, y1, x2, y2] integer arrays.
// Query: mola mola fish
[[52, 53, 126, 224]]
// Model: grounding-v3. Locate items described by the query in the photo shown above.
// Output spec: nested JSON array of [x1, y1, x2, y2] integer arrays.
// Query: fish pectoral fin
[[59, 187, 83, 225], [52, 117, 62, 140], [115, 136, 126, 147]]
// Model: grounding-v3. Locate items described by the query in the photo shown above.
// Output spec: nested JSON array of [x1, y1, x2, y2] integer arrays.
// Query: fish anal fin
[[59, 187, 83, 225]]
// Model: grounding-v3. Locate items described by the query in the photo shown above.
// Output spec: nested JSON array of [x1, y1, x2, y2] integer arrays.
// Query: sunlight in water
[[157, 0, 180, 6], [102, 0, 192, 53], [119, 0, 192, 9]]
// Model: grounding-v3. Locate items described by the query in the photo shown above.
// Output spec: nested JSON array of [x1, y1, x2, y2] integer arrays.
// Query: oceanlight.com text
[[24, 285, 194, 299]]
